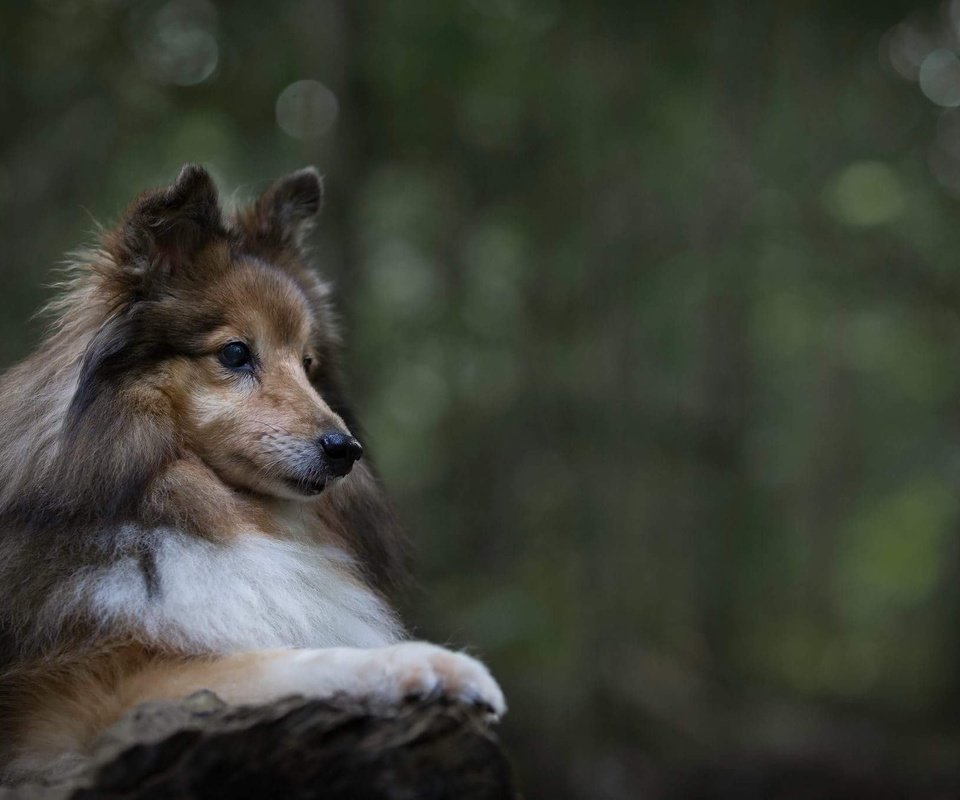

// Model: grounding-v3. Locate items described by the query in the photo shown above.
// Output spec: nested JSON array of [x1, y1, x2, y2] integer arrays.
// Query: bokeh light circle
[[275, 80, 339, 140], [141, 0, 219, 86], [918, 49, 960, 107]]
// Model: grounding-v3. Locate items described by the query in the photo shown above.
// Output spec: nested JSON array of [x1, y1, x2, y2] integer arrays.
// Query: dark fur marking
[[68, 303, 222, 424], [138, 548, 161, 600]]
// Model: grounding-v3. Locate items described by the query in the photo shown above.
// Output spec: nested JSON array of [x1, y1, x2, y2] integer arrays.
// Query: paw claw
[[379, 642, 506, 717]]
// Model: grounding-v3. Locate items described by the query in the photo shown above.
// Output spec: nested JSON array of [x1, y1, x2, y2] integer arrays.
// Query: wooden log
[[0, 692, 516, 800]]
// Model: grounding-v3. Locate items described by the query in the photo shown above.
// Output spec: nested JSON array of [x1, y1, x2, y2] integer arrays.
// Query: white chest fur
[[74, 528, 404, 654]]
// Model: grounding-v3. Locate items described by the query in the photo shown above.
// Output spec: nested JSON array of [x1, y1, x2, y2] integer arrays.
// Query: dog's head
[[70, 164, 363, 501]]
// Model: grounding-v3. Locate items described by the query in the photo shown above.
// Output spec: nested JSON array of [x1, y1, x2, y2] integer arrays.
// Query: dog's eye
[[302, 355, 313, 372], [219, 342, 252, 370]]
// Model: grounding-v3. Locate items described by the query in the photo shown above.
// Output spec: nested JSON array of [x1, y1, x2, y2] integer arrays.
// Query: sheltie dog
[[0, 165, 504, 782]]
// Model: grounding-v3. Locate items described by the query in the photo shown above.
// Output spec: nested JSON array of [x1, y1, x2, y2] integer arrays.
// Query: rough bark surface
[[0, 693, 516, 800]]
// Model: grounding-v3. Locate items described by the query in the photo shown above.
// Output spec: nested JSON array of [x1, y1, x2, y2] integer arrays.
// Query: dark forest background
[[2, 1, 960, 797]]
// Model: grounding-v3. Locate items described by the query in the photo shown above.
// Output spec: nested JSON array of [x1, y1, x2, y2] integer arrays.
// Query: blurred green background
[[3, 0, 960, 796]]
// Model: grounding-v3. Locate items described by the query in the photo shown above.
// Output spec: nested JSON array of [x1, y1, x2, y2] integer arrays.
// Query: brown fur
[[0, 165, 413, 781]]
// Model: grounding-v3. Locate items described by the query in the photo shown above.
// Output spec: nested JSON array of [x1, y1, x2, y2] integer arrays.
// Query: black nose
[[319, 432, 363, 476]]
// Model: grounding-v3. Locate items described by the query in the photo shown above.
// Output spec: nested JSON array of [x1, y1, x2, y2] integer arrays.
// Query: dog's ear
[[243, 167, 323, 249], [113, 164, 223, 284]]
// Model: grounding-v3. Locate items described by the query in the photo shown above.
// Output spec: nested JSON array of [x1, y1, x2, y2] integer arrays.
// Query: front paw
[[372, 642, 506, 717]]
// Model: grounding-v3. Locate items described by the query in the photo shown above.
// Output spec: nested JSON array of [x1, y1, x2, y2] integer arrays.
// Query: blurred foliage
[[3, 0, 960, 796]]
